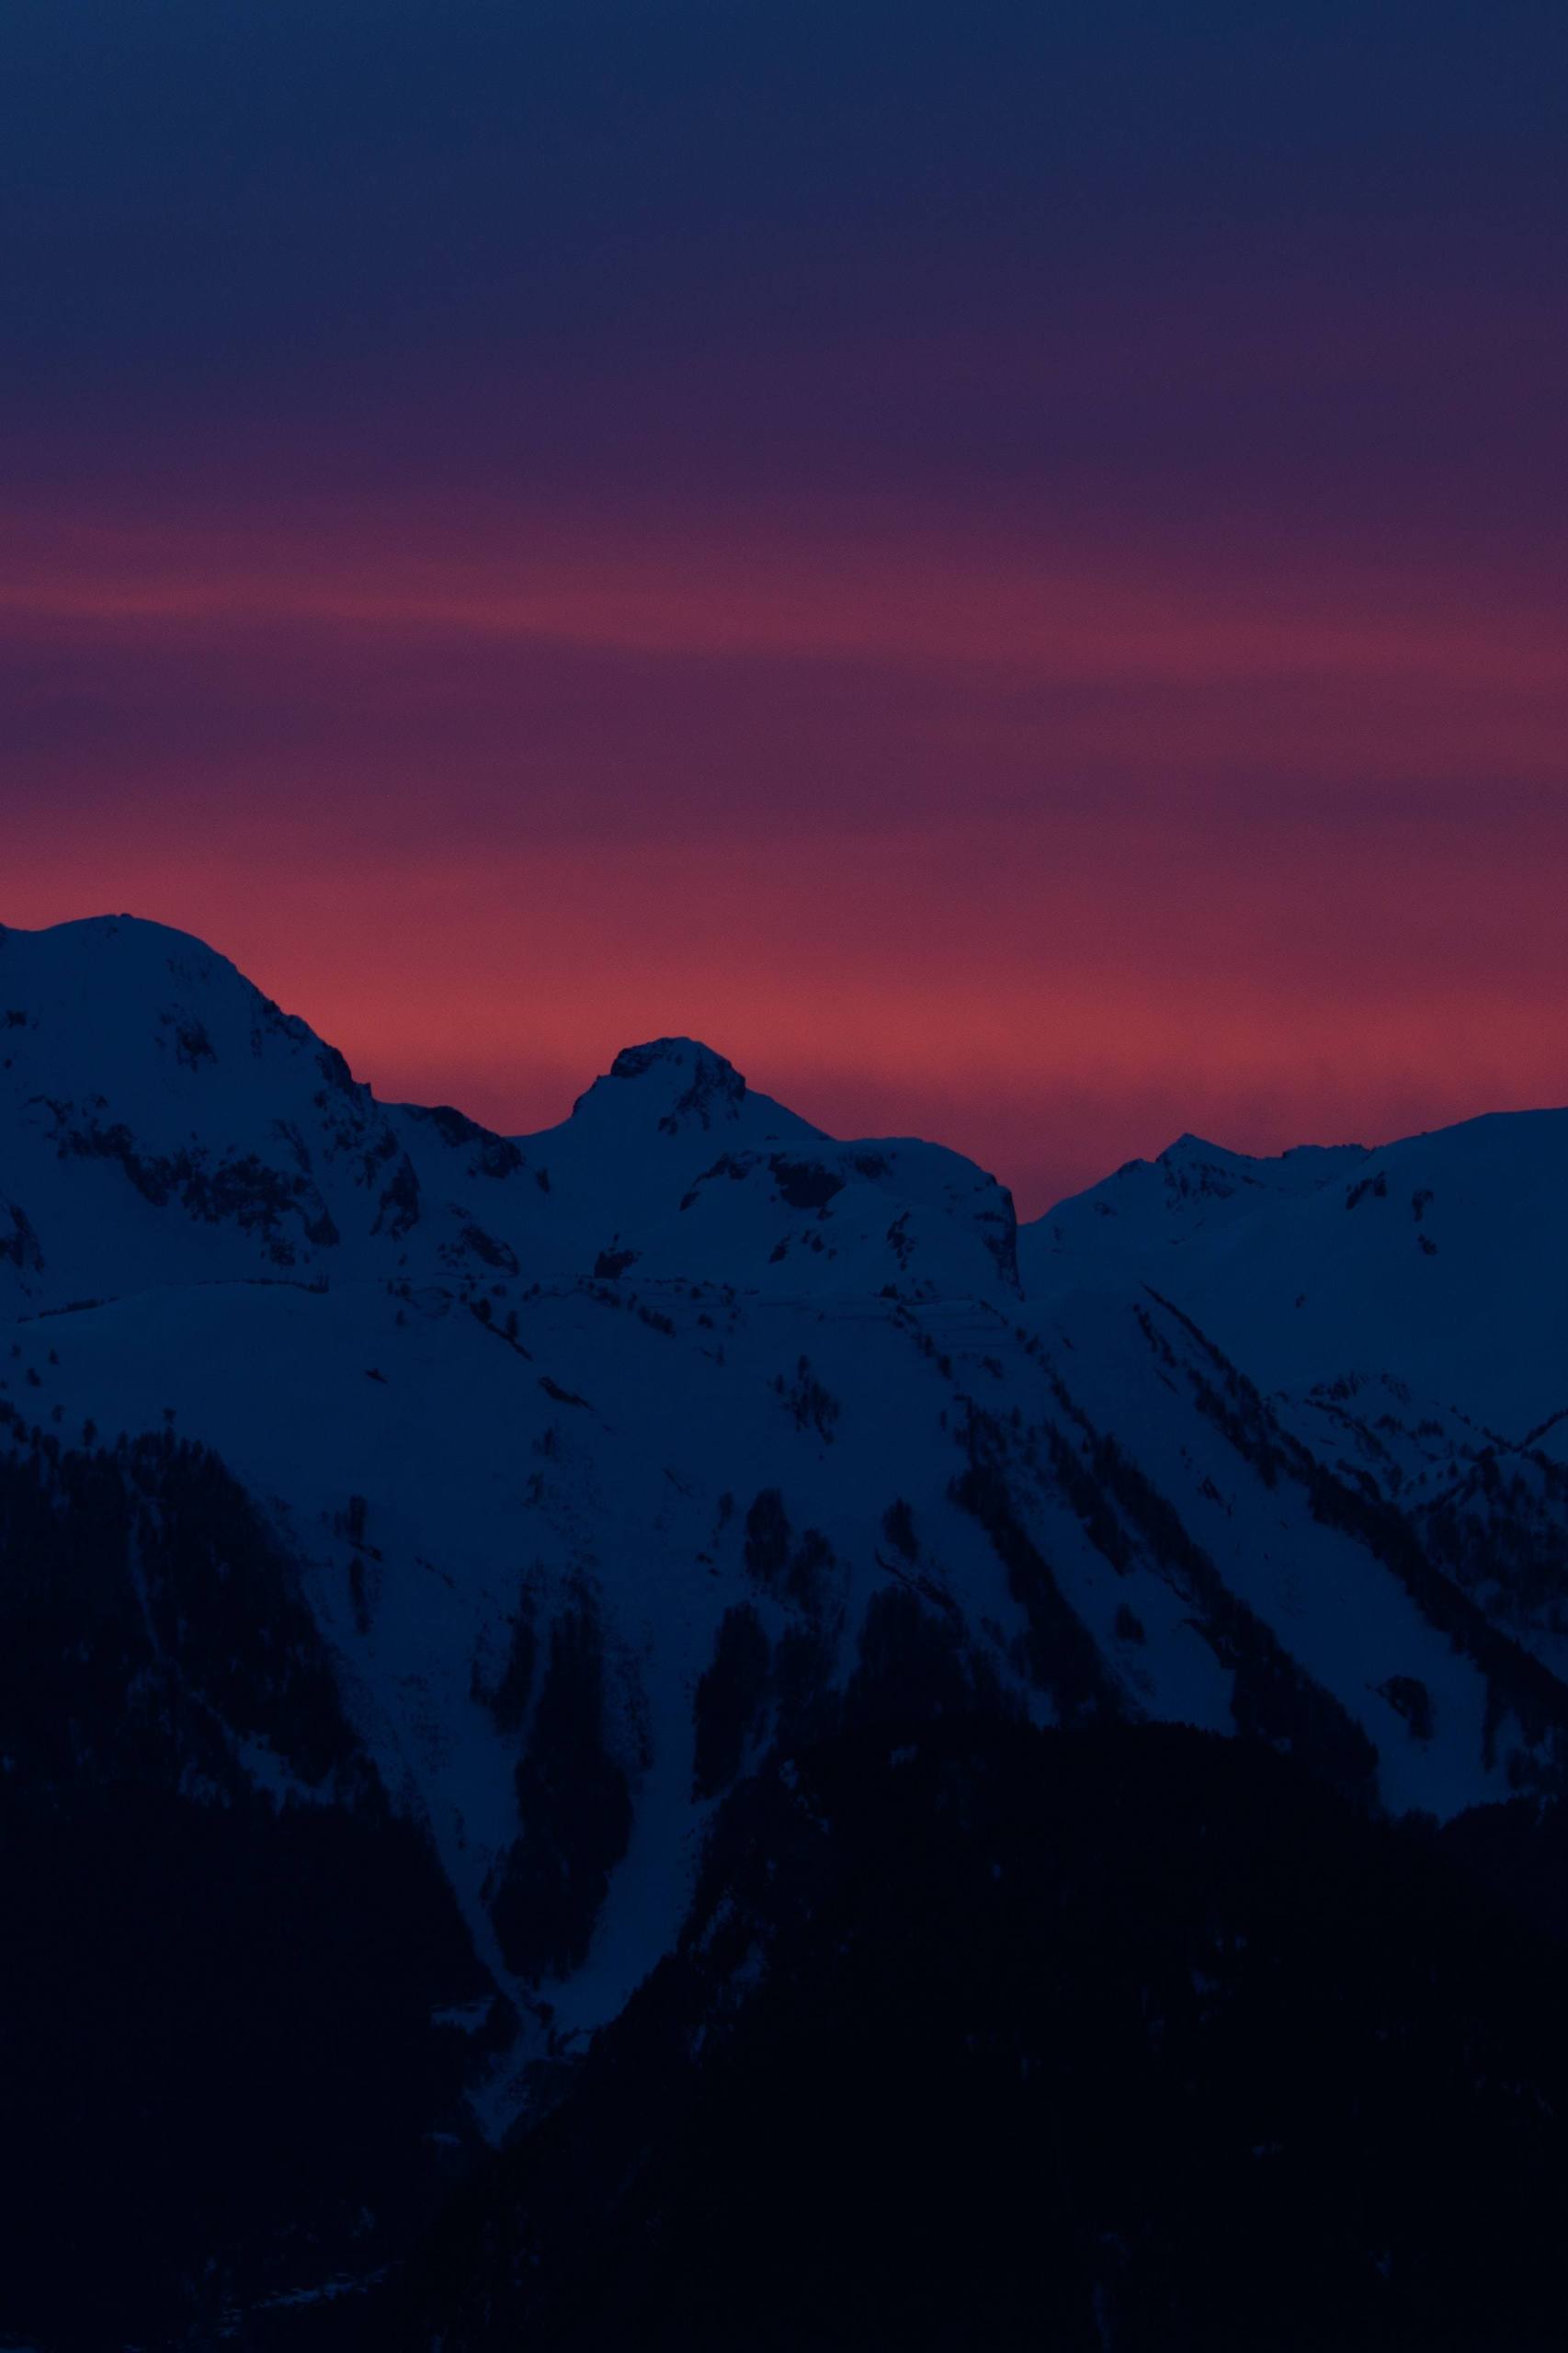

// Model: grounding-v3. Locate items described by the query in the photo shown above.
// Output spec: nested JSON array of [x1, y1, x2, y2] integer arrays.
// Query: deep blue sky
[[9, 2, 1565, 491]]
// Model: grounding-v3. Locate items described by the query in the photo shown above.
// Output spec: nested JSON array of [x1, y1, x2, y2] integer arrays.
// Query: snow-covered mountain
[[0, 918, 1018, 1314], [1017, 1105, 1568, 1698], [1020, 1131, 1369, 1293], [6, 912, 1568, 2347], [1021, 1110, 1568, 1437], [1170, 1110, 1568, 1435]]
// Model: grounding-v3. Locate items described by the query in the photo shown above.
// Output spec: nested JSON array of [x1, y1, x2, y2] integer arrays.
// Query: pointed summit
[[591, 1038, 749, 1134], [557, 1039, 824, 1147], [1160, 1132, 1233, 1160]]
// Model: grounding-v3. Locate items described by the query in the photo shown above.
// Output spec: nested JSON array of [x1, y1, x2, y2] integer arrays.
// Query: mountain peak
[[4, 910, 240, 967], [573, 1038, 756, 1136], [610, 1035, 742, 1091], [1160, 1132, 1241, 1165]]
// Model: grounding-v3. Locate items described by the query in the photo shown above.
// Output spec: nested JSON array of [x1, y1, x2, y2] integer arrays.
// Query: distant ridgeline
[[3, 914, 1567, 2349]]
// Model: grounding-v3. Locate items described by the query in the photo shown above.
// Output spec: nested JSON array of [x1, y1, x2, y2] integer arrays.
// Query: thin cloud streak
[[4, 509, 1565, 696]]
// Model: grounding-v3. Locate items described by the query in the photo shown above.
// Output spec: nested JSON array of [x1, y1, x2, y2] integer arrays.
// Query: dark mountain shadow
[[365, 1715, 1568, 2353]]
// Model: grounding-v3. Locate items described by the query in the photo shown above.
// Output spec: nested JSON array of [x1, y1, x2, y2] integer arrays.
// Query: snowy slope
[[1024, 1109, 1568, 1438], [0, 914, 554, 1306], [1019, 1132, 1368, 1295], [14, 1263, 1546, 2062], [1175, 1110, 1568, 1435]]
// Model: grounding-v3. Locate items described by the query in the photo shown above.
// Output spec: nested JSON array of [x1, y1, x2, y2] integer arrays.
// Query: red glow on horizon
[[5, 494, 1565, 1213]]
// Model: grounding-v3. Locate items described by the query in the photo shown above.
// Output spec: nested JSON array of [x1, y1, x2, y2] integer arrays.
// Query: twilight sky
[[6, 1, 1567, 1211]]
